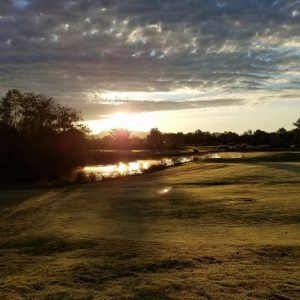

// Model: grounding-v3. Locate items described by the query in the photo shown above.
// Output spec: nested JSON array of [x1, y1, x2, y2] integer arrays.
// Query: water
[[82, 156, 196, 181], [81, 152, 257, 181]]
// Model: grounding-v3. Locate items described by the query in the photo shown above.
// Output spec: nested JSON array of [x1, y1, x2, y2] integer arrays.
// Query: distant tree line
[[91, 122, 300, 151]]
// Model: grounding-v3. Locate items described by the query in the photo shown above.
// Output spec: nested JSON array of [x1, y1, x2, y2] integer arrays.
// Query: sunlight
[[99, 88, 201, 102], [81, 156, 198, 181], [117, 163, 128, 174], [86, 112, 158, 134], [82, 160, 161, 179], [158, 187, 172, 195]]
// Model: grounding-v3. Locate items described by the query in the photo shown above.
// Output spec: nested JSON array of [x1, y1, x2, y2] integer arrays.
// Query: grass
[[0, 152, 299, 299], [0, 236, 97, 256]]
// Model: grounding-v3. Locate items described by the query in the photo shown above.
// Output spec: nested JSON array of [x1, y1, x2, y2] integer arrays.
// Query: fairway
[[0, 154, 300, 299]]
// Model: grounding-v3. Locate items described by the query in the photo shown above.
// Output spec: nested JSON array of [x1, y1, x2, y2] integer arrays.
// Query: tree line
[[1, 90, 299, 182], [91, 123, 300, 151]]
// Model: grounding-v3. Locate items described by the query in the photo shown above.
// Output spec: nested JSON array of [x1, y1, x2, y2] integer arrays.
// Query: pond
[[82, 156, 195, 181], [80, 152, 258, 181]]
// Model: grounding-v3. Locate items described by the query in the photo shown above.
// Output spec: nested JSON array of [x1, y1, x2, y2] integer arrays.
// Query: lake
[[81, 152, 259, 181]]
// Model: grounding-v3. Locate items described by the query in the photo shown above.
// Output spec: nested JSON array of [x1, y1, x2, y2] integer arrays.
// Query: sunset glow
[[1, 1, 299, 132], [86, 112, 158, 134]]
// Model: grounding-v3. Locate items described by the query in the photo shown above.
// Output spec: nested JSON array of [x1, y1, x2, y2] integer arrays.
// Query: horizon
[[1, 0, 299, 133], [86, 109, 299, 135], [93, 117, 298, 137]]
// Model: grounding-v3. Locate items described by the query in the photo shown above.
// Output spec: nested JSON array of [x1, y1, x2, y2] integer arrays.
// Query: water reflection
[[83, 156, 196, 181], [82, 152, 258, 181]]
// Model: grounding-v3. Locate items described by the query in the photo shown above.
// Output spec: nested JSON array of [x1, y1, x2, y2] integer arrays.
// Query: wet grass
[[0, 152, 299, 299]]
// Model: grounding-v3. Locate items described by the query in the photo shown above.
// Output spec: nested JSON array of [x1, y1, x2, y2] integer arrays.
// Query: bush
[[74, 171, 89, 183]]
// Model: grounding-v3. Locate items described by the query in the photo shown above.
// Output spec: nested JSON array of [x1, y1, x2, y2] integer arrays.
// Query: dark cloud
[[0, 0, 299, 118]]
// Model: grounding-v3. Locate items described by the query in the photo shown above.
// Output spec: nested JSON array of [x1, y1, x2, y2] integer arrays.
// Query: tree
[[0, 89, 88, 182], [0, 89, 83, 135], [147, 128, 164, 149], [294, 118, 300, 130], [253, 130, 270, 146], [109, 128, 131, 149], [218, 131, 239, 145]]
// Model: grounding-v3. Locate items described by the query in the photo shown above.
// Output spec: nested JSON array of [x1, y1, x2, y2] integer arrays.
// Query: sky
[[0, 0, 299, 133]]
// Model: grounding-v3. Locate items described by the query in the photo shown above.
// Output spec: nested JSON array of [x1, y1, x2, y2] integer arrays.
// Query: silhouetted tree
[[294, 118, 300, 130], [252, 130, 269, 146], [129, 136, 144, 149], [146, 128, 164, 150], [0, 90, 88, 182], [109, 128, 131, 149]]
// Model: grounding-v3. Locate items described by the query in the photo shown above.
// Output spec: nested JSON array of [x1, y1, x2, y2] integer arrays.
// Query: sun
[[86, 112, 157, 134]]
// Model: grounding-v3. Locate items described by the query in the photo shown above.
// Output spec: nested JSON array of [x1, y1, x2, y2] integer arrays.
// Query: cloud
[[0, 0, 299, 119], [77, 98, 245, 119]]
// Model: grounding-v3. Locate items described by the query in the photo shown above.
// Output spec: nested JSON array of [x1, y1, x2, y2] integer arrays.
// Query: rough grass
[[0, 152, 299, 299]]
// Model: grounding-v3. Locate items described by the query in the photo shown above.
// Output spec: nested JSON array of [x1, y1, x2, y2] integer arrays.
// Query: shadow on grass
[[0, 235, 97, 255], [250, 245, 300, 260], [0, 189, 48, 210], [257, 162, 300, 174], [74, 255, 223, 285], [133, 287, 172, 300]]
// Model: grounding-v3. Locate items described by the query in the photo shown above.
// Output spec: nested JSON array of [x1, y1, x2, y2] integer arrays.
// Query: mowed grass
[[0, 153, 300, 299]]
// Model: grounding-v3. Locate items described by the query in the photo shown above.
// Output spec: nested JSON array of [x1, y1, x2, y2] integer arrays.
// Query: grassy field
[[0, 153, 299, 299]]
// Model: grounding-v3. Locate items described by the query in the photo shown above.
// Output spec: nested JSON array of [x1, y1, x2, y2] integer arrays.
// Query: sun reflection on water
[[81, 152, 257, 182], [82, 157, 195, 181]]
